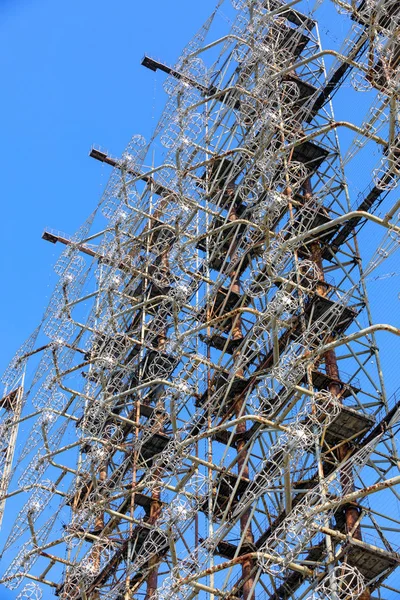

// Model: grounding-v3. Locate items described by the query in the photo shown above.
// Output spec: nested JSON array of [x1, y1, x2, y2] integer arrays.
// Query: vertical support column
[[145, 489, 163, 600], [0, 386, 24, 528], [91, 461, 106, 600], [307, 187, 370, 600], [235, 409, 255, 600], [144, 246, 169, 600], [229, 204, 255, 600]]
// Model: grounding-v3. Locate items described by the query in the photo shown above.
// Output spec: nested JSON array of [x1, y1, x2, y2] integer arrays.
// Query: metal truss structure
[[1, 0, 400, 598]]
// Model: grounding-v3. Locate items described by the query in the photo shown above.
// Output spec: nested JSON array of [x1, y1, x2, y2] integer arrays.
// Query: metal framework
[[1, 0, 400, 599]]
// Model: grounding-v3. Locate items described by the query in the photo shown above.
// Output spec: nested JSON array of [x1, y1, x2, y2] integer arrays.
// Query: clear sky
[[0, 0, 218, 379], [0, 6, 216, 593], [1, 0, 399, 393], [0, 1, 400, 597]]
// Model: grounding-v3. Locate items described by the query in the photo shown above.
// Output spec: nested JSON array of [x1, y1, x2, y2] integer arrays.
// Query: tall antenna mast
[[1, 1, 400, 599]]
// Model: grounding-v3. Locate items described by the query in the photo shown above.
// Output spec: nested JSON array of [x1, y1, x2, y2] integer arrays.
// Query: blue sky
[[0, 0, 218, 378], [0, 1, 400, 597], [1, 0, 399, 390], [0, 6, 216, 593]]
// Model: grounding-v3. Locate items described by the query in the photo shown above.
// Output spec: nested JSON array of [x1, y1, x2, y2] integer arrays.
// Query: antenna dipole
[[1, 1, 400, 599]]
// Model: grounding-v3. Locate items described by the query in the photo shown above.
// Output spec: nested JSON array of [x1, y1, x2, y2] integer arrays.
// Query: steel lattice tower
[[1, 1, 400, 599]]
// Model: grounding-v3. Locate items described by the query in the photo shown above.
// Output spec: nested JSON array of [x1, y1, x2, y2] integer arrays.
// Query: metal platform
[[0, 387, 22, 411], [139, 350, 179, 381], [196, 371, 251, 410], [133, 492, 166, 516], [266, 541, 325, 600], [66, 478, 93, 508], [324, 405, 375, 445], [138, 221, 176, 251], [265, 0, 316, 30], [200, 333, 243, 355], [84, 332, 131, 361], [301, 294, 358, 335], [370, 44, 400, 89], [216, 539, 257, 560], [198, 236, 260, 274], [213, 371, 251, 396], [343, 539, 400, 580], [325, 180, 391, 259], [130, 277, 171, 306], [140, 432, 170, 462], [273, 23, 311, 59], [309, 370, 360, 399], [197, 286, 244, 327], [200, 156, 240, 192], [292, 140, 330, 171], [196, 214, 248, 254], [285, 73, 318, 106], [58, 525, 169, 599], [291, 208, 340, 255], [202, 471, 251, 520], [353, 0, 400, 29], [196, 213, 252, 271]]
